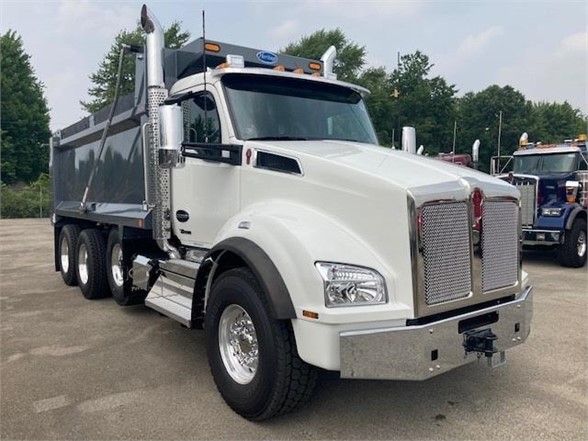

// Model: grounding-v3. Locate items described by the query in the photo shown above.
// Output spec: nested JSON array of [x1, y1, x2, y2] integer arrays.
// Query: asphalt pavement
[[1, 219, 586, 440]]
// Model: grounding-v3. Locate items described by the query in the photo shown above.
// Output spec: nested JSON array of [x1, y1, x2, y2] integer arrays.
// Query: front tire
[[205, 268, 317, 421], [58, 225, 81, 286], [76, 229, 110, 299], [558, 219, 587, 268]]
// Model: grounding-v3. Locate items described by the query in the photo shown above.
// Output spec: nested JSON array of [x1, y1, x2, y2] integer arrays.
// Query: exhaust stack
[[141, 4, 165, 88], [140, 4, 179, 258], [402, 127, 416, 154]]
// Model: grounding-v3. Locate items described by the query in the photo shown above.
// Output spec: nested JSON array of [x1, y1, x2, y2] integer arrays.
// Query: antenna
[[202, 9, 208, 143]]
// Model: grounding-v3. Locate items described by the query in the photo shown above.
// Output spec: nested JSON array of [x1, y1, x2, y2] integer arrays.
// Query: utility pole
[[452, 120, 457, 162]]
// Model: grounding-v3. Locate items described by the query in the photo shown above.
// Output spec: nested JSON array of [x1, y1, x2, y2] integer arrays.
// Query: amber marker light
[[205, 43, 221, 52], [309, 62, 321, 71], [302, 310, 319, 319]]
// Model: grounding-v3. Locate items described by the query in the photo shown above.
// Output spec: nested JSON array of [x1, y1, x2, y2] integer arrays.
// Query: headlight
[[315, 262, 387, 307], [541, 207, 563, 216]]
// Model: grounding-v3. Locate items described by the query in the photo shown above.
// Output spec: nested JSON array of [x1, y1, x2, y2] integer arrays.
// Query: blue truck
[[492, 135, 588, 267]]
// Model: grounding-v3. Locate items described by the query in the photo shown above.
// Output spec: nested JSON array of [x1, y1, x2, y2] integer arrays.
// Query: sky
[[2, 0, 587, 131]]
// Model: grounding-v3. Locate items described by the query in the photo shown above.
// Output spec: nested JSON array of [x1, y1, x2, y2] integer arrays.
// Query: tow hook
[[463, 328, 506, 368]]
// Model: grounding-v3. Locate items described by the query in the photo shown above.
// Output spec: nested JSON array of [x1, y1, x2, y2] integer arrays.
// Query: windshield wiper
[[247, 136, 309, 141]]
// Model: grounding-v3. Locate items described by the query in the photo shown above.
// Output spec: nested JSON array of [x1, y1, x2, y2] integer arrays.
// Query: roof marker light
[[205, 42, 221, 52]]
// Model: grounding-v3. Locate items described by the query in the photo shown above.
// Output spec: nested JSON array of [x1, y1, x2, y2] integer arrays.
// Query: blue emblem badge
[[256, 51, 278, 65]]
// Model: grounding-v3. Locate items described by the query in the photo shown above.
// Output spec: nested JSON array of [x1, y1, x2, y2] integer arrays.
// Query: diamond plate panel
[[482, 201, 519, 292], [421, 202, 472, 305]]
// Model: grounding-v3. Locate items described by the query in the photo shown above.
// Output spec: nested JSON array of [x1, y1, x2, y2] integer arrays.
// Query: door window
[[182, 93, 221, 144]]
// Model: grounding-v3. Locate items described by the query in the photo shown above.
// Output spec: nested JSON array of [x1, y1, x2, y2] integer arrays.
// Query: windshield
[[222, 74, 378, 144], [513, 153, 578, 174]]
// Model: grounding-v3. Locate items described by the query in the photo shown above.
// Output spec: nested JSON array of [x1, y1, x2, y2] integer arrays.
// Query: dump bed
[[51, 38, 323, 229]]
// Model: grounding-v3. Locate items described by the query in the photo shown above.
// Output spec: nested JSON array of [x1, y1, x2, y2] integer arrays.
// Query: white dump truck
[[51, 5, 532, 420]]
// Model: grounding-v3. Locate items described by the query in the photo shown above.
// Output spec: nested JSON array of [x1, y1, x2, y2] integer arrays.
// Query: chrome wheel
[[110, 243, 124, 288], [578, 230, 586, 258], [218, 304, 258, 385], [60, 236, 69, 273], [78, 243, 89, 285]]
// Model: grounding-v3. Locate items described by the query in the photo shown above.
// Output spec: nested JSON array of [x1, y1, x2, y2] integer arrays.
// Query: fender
[[195, 237, 296, 320], [565, 205, 587, 230]]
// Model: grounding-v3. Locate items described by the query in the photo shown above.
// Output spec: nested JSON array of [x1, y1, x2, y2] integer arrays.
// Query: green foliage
[[0, 30, 51, 185], [456, 85, 529, 172], [0, 173, 51, 218], [81, 22, 190, 113], [357, 51, 457, 149], [282, 29, 366, 82], [526, 101, 587, 143]]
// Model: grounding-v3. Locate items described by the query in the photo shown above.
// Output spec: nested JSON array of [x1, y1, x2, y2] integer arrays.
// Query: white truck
[[51, 5, 533, 420]]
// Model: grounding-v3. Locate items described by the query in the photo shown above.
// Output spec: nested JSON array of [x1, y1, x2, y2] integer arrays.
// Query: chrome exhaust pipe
[[141, 4, 164, 88]]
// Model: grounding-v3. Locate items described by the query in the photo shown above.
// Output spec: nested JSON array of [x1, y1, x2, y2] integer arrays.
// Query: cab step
[[144, 259, 199, 327]]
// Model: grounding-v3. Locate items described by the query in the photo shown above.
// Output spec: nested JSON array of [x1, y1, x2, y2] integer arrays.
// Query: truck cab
[[495, 138, 588, 267]]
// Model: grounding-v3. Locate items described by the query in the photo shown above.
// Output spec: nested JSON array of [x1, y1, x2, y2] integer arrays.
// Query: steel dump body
[[52, 38, 323, 229]]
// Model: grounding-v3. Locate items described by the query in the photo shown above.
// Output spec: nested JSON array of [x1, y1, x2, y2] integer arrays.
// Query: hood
[[246, 139, 515, 196]]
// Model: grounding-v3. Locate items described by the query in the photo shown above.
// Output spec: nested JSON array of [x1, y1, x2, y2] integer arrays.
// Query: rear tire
[[76, 229, 110, 299], [106, 229, 146, 306], [558, 218, 587, 268], [58, 225, 81, 286], [205, 268, 317, 421]]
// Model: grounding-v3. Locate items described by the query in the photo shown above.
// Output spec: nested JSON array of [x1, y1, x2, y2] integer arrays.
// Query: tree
[[0, 30, 51, 184], [456, 85, 529, 172], [282, 29, 366, 82], [527, 101, 586, 143], [386, 51, 457, 151], [81, 22, 190, 113]]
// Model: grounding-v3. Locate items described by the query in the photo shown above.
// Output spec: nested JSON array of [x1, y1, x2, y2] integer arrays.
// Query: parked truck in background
[[51, 5, 533, 420], [491, 134, 587, 268]]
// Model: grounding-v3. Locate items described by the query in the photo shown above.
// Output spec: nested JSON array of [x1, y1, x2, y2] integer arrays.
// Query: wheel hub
[[110, 243, 124, 287], [60, 237, 69, 273], [578, 230, 586, 258], [78, 244, 89, 285], [219, 304, 258, 384]]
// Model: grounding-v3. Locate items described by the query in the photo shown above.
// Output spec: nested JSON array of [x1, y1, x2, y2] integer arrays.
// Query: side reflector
[[205, 43, 221, 52], [309, 62, 321, 71], [302, 310, 319, 319]]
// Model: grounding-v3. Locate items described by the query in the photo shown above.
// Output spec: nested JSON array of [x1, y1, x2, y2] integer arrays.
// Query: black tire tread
[[558, 218, 587, 268], [77, 229, 110, 299], [59, 224, 81, 286], [207, 267, 317, 421], [107, 230, 146, 306]]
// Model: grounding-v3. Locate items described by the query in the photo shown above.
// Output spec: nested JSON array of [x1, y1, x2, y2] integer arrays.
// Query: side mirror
[[158, 104, 184, 168]]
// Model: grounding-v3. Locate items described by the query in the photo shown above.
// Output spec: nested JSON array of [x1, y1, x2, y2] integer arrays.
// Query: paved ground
[[1, 219, 586, 440]]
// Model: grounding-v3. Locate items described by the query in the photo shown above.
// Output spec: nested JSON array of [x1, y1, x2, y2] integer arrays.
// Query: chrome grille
[[482, 201, 519, 292], [516, 182, 536, 226], [420, 202, 472, 305]]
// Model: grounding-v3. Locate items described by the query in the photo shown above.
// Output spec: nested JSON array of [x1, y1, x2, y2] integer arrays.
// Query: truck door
[[171, 88, 239, 248]]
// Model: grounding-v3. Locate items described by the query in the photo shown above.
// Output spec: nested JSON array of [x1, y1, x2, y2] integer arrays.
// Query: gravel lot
[[1, 218, 587, 440]]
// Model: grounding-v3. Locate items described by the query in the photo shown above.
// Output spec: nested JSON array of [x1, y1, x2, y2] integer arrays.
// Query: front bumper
[[340, 285, 532, 380], [522, 228, 563, 246]]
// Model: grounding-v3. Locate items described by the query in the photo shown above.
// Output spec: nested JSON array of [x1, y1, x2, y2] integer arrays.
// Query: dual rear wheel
[[58, 226, 142, 302]]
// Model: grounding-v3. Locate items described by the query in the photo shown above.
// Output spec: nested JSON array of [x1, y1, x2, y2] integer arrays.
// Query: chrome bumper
[[340, 285, 533, 380]]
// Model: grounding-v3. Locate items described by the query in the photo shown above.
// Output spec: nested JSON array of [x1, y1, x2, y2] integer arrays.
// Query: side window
[[182, 93, 221, 144]]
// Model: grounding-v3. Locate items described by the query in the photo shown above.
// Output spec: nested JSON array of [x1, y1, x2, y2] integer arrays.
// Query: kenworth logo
[[256, 51, 278, 65]]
